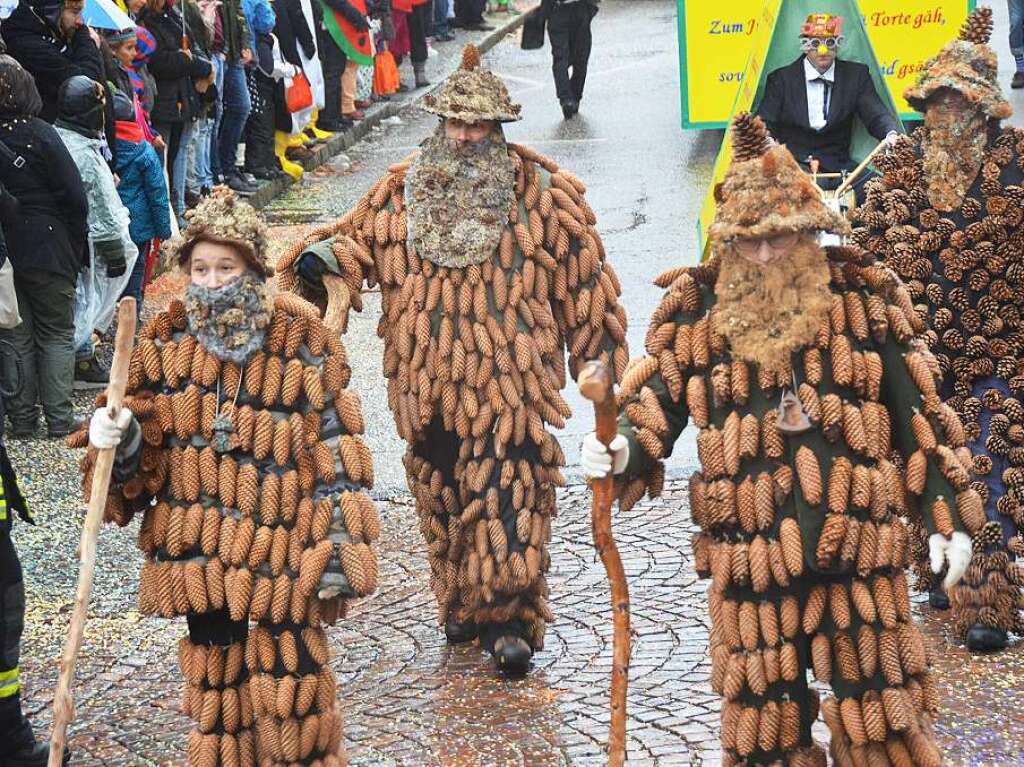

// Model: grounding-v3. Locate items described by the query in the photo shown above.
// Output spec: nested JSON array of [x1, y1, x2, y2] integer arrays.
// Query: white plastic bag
[[0, 259, 21, 329]]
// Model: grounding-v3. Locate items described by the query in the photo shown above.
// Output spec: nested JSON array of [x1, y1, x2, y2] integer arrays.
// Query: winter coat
[[115, 137, 172, 244], [0, 116, 88, 278], [242, 0, 276, 53], [137, 4, 213, 124], [214, 0, 250, 60], [0, 2, 104, 122]]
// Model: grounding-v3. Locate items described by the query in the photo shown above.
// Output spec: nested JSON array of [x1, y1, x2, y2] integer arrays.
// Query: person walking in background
[[1009, 0, 1024, 88], [0, 55, 87, 438], [113, 89, 171, 319], [544, 0, 597, 119]]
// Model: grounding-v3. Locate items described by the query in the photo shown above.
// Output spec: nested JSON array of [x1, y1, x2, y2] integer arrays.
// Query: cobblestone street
[[10, 469, 1024, 766]]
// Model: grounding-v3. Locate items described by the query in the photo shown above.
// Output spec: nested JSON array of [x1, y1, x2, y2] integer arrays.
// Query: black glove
[[94, 239, 127, 278]]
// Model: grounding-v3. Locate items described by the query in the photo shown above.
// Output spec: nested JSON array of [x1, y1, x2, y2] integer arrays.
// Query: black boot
[[966, 624, 1008, 653], [928, 584, 950, 610], [492, 635, 532, 678], [444, 617, 478, 644], [560, 99, 578, 119], [5, 741, 71, 766]]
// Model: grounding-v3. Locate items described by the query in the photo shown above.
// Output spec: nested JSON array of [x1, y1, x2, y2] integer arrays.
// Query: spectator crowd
[[0, 0, 505, 439]]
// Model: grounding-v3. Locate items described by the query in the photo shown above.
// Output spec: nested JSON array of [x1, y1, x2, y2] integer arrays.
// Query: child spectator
[[113, 90, 171, 319]]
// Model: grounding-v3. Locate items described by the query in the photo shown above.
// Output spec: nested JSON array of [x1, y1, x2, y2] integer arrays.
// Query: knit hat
[[422, 44, 521, 123], [166, 186, 272, 278], [104, 26, 136, 45], [133, 26, 156, 62], [708, 112, 848, 244], [904, 7, 1011, 120]]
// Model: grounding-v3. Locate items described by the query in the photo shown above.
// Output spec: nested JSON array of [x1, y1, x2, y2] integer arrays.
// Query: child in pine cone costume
[[581, 113, 978, 767], [851, 6, 1024, 653], [73, 187, 379, 766], [276, 44, 630, 676]]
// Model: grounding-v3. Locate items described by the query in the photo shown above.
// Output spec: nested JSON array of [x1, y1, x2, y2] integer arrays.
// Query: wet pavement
[[6, 1, 1024, 765]]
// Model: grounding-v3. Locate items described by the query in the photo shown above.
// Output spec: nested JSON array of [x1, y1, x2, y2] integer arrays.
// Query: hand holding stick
[[49, 298, 137, 767], [578, 359, 631, 766]]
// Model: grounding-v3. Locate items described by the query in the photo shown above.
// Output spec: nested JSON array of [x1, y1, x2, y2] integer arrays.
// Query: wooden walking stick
[[578, 359, 631, 766], [48, 298, 137, 767]]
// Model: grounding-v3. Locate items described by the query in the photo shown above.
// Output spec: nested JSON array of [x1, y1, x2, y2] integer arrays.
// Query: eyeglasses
[[733, 232, 800, 257], [800, 36, 844, 52]]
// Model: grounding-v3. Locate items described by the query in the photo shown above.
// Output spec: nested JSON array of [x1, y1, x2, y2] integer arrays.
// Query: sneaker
[[226, 172, 257, 195], [1013, 71, 1024, 89], [354, 99, 371, 109], [74, 355, 109, 389], [240, 171, 258, 185], [342, 110, 366, 121], [249, 165, 286, 181]]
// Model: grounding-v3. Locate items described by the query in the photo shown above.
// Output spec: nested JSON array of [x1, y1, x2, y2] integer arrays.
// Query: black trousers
[[243, 68, 278, 172], [547, 1, 595, 103], [409, 3, 430, 64], [454, 0, 485, 25], [0, 530, 33, 755], [320, 34, 348, 123]]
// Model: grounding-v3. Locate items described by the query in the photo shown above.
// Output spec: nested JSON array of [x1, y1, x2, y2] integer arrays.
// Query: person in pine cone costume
[[71, 187, 380, 766], [850, 6, 1024, 653], [276, 44, 630, 676], [581, 112, 978, 767]]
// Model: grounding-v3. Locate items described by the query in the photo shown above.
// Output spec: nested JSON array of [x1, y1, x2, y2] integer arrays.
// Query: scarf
[[185, 272, 272, 364]]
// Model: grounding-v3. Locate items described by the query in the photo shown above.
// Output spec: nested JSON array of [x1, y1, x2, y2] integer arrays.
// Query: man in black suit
[[757, 13, 898, 191]]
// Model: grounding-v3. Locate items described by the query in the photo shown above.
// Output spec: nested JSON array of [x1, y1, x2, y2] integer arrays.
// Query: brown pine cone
[[780, 517, 804, 576], [802, 584, 827, 634], [730, 111, 773, 162]]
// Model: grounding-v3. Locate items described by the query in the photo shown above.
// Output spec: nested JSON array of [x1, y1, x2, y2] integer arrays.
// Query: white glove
[[89, 406, 133, 450], [929, 531, 972, 591], [580, 433, 629, 479], [884, 130, 900, 146]]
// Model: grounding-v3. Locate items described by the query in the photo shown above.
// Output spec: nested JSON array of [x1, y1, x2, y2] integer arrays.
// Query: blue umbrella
[[81, 0, 133, 30]]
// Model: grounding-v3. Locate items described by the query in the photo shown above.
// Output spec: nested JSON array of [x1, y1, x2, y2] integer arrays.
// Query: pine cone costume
[[276, 142, 628, 650], [73, 294, 376, 766], [616, 114, 972, 766], [851, 16, 1024, 638]]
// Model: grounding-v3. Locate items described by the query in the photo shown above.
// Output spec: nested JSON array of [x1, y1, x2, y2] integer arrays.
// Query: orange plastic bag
[[374, 50, 400, 96]]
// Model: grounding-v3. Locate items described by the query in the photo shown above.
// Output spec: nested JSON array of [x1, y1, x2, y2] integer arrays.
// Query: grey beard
[[405, 124, 516, 269], [185, 272, 271, 364]]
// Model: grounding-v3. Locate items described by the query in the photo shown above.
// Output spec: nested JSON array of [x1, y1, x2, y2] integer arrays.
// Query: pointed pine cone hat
[[708, 112, 848, 244], [422, 44, 521, 123], [904, 6, 1011, 119]]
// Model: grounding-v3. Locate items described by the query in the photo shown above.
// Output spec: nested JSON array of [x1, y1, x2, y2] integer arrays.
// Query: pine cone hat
[[423, 44, 521, 123], [904, 7, 1012, 119], [708, 112, 848, 244]]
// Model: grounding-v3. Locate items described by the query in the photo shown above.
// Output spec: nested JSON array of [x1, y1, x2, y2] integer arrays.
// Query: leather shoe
[[928, 585, 950, 610], [492, 635, 532, 678], [444, 617, 478, 644], [966, 624, 1008, 653], [1013, 71, 1024, 89]]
